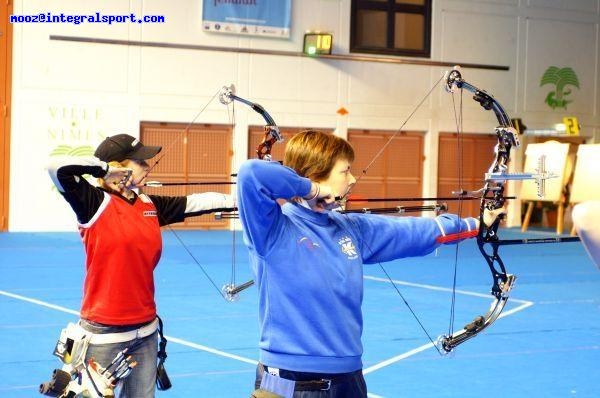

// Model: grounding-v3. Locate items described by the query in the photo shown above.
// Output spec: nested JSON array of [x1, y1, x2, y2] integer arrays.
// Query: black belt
[[260, 364, 357, 392], [294, 379, 332, 391]]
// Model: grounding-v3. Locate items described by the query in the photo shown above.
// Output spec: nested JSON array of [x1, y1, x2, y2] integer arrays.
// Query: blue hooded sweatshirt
[[237, 159, 477, 374]]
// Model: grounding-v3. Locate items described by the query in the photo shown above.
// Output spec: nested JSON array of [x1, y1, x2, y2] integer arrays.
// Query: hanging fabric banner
[[202, 0, 291, 38]]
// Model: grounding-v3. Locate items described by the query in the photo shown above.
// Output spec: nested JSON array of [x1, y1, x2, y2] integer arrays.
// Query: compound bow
[[217, 85, 284, 300], [435, 67, 580, 352], [342, 66, 579, 355], [142, 85, 283, 302]]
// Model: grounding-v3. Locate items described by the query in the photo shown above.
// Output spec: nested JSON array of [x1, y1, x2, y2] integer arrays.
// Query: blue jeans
[[254, 364, 368, 398], [80, 319, 158, 398]]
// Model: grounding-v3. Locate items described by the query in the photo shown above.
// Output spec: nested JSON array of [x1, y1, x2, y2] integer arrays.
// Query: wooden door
[[347, 130, 424, 211], [247, 126, 334, 162], [140, 122, 233, 229], [437, 132, 498, 217]]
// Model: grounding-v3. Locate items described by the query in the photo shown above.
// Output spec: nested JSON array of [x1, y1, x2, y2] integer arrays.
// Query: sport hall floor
[[1, 227, 598, 398]]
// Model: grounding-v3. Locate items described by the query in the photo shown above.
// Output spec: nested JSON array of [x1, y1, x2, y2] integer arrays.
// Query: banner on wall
[[202, 0, 291, 38]]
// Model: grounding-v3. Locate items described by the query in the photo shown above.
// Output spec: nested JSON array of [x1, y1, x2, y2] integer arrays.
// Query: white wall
[[9, 0, 600, 231]]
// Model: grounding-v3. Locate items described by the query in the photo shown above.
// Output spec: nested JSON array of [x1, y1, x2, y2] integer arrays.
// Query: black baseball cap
[[94, 134, 162, 162]]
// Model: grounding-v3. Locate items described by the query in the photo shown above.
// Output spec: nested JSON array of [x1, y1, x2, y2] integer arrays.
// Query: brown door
[[247, 126, 334, 162], [437, 132, 498, 217], [0, 0, 13, 230], [140, 122, 233, 229], [347, 130, 424, 211], [249, 128, 426, 214]]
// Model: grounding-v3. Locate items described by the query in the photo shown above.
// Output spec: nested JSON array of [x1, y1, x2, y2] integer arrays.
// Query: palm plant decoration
[[540, 66, 580, 110]]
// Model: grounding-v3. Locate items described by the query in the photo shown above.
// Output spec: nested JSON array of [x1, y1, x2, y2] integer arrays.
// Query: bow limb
[[219, 85, 283, 161]]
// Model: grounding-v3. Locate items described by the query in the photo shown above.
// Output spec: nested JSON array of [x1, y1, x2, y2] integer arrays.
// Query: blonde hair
[[283, 130, 354, 181], [97, 160, 126, 190]]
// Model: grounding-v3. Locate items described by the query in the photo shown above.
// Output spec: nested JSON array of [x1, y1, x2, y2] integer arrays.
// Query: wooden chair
[[520, 141, 572, 235]]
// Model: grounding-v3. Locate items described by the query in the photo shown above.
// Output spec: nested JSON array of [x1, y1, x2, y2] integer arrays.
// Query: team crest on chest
[[338, 236, 358, 260]]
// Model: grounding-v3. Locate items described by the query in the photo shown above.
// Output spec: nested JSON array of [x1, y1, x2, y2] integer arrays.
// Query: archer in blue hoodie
[[238, 130, 479, 398]]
